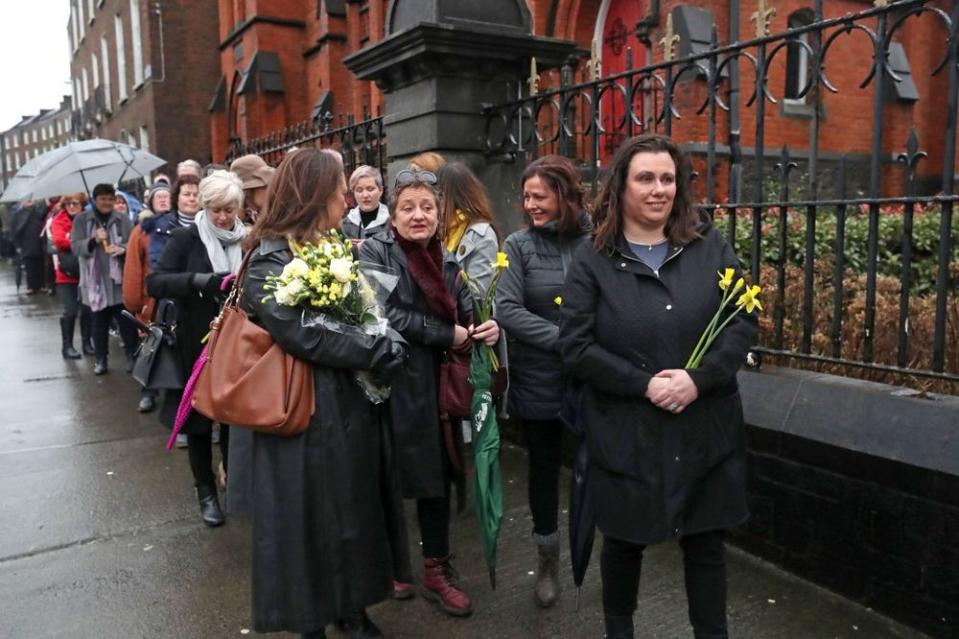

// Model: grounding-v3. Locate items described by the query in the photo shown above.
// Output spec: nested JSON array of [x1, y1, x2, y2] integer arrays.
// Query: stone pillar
[[344, 0, 578, 229]]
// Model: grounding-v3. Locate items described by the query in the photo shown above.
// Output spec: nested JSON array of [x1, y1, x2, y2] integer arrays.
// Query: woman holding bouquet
[[147, 170, 248, 526], [560, 134, 757, 639], [360, 168, 500, 617], [230, 149, 410, 639]]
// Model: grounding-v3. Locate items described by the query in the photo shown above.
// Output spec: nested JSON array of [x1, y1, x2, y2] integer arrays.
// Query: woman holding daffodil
[[560, 134, 757, 639]]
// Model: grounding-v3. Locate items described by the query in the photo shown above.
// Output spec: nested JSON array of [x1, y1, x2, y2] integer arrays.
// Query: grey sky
[[0, 1, 72, 132]]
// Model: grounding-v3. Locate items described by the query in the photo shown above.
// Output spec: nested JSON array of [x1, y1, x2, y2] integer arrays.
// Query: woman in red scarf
[[361, 169, 500, 617]]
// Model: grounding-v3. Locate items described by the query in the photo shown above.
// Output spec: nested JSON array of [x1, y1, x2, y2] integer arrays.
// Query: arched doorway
[[594, 0, 647, 163]]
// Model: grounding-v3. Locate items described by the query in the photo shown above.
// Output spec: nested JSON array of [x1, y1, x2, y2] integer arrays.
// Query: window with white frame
[[78, 0, 85, 39], [785, 9, 814, 105], [32, 130, 37, 143], [130, 0, 143, 86], [101, 36, 112, 111], [139, 125, 149, 152], [92, 51, 100, 88], [115, 14, 128, 100], [87, 0, 94, 22], [70, 3, 79, 51], [82, 67, 89, 104]]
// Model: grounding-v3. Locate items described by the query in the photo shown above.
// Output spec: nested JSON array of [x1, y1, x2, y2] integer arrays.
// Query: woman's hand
[[453, 324, 470, 348], [648, 369, 699, 414], [469, 319, 500, 346]]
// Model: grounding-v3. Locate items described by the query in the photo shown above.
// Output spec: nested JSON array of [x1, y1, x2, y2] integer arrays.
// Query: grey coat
[[495, 220, 590, 420], [341, 203, 390, 240], [69, 209, 133, 309], [359, 233, 472, 499], [227, 238, 411, 634], [449, 222, 499, 293]]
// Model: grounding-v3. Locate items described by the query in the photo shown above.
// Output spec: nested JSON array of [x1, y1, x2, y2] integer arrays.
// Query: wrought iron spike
[[660, 12, 681, 62], [751, 0, 777, 38], [775, 145, 798, 180], [528, 56, 539, 96], [896, 127, 927, 172]]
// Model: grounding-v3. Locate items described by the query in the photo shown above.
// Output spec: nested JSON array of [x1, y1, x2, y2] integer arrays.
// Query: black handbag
[[124, 300, 184, 390], [58, 250, 80, 278]]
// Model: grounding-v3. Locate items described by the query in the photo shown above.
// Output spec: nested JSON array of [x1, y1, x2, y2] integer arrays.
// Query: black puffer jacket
[[495, 219, 591, 420]]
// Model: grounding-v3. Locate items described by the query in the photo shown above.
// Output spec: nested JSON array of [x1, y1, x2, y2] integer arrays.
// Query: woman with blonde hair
[[341, 164, 389, 241], [229, 149, 410, 638], [409, 151, 446, 173], [147, 170, 248, 526]]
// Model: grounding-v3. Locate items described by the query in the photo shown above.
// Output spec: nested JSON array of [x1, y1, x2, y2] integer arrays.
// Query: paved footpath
[[0, 265, 930, 639]]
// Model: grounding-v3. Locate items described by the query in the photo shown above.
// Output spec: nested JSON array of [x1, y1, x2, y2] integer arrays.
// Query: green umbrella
[[469, 341, 504, 589]]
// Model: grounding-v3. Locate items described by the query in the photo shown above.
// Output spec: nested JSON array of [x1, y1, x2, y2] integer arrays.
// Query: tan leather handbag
[[191, 257, 315, 436]]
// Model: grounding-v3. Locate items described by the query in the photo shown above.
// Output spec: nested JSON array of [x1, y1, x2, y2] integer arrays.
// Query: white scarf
[[195, 210, 248, 275]]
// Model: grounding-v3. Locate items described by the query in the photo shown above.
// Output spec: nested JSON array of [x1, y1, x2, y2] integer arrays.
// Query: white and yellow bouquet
[[264, 230, 398, 402]]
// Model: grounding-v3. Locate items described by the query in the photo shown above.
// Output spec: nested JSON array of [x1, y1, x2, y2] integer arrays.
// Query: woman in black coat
[[147, 170, 248, 527], [228, 149, 410, 639], [495, 155, 591, 607], [360, 169, 500, 617], [560, 134, 757, 639]]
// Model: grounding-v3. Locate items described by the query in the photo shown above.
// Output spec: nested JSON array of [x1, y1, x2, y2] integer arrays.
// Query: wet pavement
[[0, 264, 931, 639]]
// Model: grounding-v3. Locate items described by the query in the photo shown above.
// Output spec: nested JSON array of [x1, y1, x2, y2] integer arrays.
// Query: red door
[[600, 0, 645, 164]]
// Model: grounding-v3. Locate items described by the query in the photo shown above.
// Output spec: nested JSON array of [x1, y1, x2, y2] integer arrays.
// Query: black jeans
[[90, 304, 138, 360], [601, 531, 728, 638], [22, 255, 44, 291], [187, 426, 230, 489], [416, 492, 451, 558], [522, 418, 563, 536]]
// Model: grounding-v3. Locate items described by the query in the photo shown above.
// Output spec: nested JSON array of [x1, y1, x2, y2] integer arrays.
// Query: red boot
[[422, 555, 472, 616]]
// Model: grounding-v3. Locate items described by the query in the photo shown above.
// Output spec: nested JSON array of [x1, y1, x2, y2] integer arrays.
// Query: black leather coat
[[360, 233, 472, 499], [561, 224, 757, 545], [227, 238, 411, 633]]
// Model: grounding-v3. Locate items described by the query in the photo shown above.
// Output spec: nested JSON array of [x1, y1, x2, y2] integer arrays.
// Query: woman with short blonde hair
[[342, 164, 388, 241]]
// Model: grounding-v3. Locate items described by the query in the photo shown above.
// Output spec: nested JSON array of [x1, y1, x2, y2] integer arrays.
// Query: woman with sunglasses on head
[[360, 168, 500, 617], [495, 154, 592, 608], [49, 193, 93, 358]]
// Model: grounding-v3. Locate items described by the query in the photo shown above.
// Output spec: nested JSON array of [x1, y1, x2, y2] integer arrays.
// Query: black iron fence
[[483, 0, 959, 389], [226, 112, 386, 181]]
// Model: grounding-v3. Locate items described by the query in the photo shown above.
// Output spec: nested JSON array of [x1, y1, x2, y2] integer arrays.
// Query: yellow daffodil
[[717, 268, 735, 291], [554, 296, 563, 305], [491, 252, 510, 270], [732, 277, 745, 294], [736, 285, 763, 313]]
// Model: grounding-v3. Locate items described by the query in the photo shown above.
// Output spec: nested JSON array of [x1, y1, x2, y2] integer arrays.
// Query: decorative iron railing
[[226, 112, 386, 182], [484, 0, 959, 388]]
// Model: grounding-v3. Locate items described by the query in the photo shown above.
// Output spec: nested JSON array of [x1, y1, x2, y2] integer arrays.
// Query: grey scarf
[[195, 210, 247, 274]]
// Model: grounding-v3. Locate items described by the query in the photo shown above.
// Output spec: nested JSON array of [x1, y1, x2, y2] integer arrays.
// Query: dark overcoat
[[359, 233, 472, 500], [560, 223, 757, 545], [145, 225, 220, 435], [227, 238, 411, 634], [496, 219, 591, 420]]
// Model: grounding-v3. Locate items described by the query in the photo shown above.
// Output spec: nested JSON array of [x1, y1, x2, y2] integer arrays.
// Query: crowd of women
[[23, 134, 756, 639]]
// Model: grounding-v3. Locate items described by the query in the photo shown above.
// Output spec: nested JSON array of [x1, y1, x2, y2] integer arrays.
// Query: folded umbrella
[[561, 382, 594, 602], [469, 344, 504, 589], [1, 139, 165, 202]]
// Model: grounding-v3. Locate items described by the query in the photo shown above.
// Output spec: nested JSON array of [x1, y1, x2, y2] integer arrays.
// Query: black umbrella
[[13, 250, 23, 293], [561, 382, 595, 605]]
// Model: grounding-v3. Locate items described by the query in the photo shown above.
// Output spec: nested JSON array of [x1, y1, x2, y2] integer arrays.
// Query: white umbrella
[[1, 138, 166, 202]]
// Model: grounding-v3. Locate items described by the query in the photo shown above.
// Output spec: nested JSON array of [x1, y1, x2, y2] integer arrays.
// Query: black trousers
[[22, 255, 44, 291], [522, 418, 564, 536], [601, 530, 728, 638], [187, 426, 230, 489], [416, 491, 451, 558], [90, 304, 138, 360]]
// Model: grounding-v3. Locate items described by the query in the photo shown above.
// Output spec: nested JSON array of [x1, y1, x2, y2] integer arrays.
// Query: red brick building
[[211, 0, 955, 192], [69, 0, 221, 175], [0, 97, 75, 192]]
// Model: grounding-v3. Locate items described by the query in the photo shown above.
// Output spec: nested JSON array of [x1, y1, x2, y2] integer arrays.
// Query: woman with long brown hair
[[495, 154, 591, 607], [436, 162, 500, 291], [228, 149, 409, 639], [561, 134, 756, 638]]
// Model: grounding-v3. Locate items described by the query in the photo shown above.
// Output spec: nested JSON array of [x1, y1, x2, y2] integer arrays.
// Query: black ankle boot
[[196, 485, 225, 527], [61, 317, 81, 359], [335, 609, 382, 639], [604, 614, 634, 639], [94, 358, 108, 375]]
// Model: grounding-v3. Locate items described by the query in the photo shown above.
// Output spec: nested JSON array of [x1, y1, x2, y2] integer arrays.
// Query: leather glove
[[373, 329, 409, 381], [191, 272, 226, 296]]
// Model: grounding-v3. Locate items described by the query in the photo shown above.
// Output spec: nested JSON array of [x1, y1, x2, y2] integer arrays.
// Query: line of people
[[20, 134, 754, 639]]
